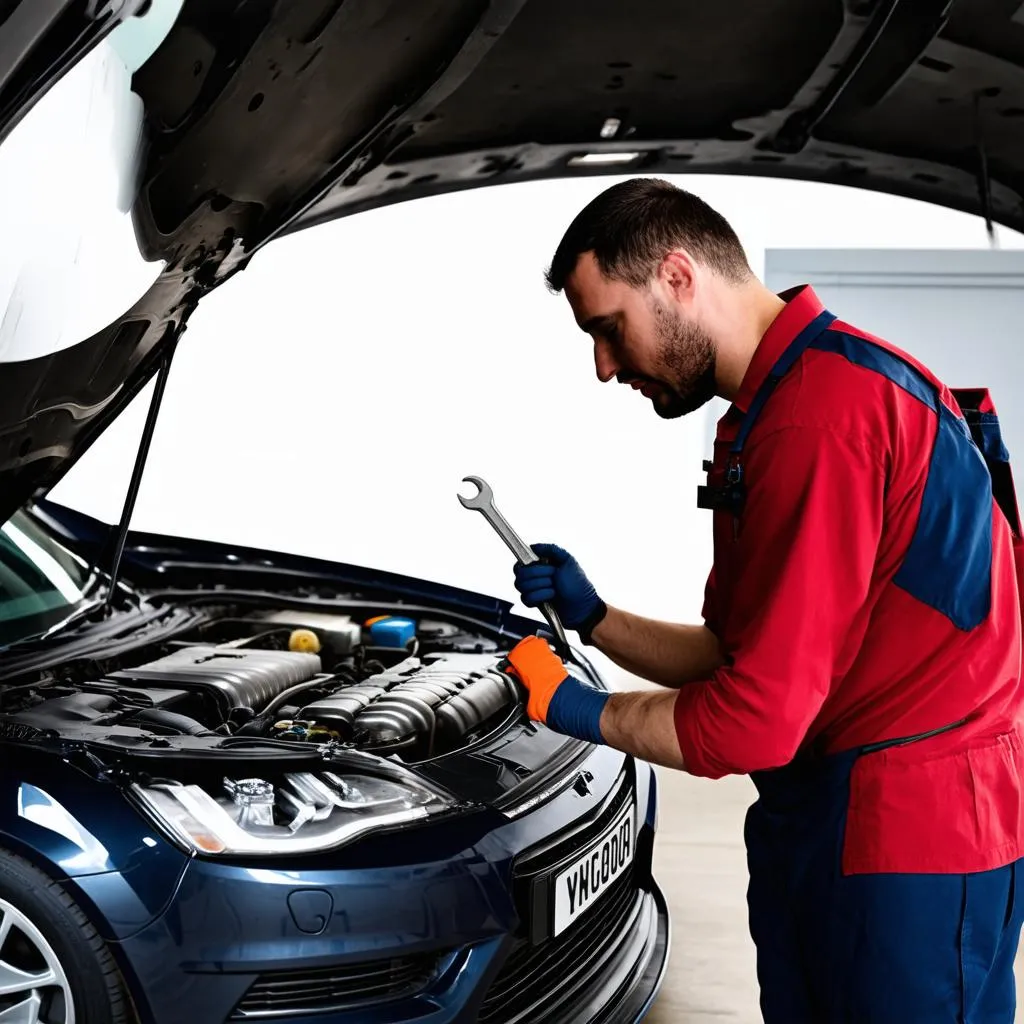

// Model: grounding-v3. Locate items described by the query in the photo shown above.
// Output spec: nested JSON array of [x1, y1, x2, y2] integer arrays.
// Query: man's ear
[[658, 250, 697, 303]]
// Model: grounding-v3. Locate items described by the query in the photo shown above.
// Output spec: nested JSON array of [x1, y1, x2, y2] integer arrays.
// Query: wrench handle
[[460, 477, 571, 658], [539, 600, 571, 657], [487, 507, 539, 565], [486, 509, 570, 656]]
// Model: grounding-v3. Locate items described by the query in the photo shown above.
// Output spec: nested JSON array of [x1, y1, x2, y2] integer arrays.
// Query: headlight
[[131, 770, 454, 855]]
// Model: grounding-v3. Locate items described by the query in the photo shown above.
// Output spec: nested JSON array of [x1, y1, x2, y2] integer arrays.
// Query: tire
[[0, 846, 132, 1023]]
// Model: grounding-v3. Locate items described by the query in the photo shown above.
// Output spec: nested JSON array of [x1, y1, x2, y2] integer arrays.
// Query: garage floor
[[643, 767, 760, 1024], [642, 765, 1024, 1023]]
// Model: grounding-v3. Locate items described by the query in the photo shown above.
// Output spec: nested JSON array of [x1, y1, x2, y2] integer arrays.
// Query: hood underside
[[1, 0, 1023, 519]]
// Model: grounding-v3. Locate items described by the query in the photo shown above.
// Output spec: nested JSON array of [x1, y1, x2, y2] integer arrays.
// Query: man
[[501, 177, 1024, 1022]]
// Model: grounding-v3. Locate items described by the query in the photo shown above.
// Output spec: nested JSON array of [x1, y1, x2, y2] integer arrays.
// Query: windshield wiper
[[93, 336, 180, 609]]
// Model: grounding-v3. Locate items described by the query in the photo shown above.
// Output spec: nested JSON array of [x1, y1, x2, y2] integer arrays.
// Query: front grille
[[478, 865, 643, 1024], [230, 951, 441, 1018], [516, 771, 634, 879], [479, 767, 647, 1024]]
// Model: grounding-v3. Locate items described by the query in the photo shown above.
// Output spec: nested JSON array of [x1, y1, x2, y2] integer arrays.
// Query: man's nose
[[594, 341, 618, 383]]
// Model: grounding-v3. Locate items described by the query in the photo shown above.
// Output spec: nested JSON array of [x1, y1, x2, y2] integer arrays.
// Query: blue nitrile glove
[[513, 543, 607, 644]]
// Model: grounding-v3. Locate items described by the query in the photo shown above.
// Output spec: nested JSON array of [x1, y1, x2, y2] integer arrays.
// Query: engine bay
[[0, 604, 526, 764]]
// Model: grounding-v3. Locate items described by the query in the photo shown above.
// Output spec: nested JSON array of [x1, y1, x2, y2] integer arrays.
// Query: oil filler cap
[[287, 889, 333, 935]]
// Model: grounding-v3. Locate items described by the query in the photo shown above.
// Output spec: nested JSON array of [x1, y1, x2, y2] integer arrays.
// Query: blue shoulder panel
[[812, 330, 993, 632], [812, 331, 934, 407]]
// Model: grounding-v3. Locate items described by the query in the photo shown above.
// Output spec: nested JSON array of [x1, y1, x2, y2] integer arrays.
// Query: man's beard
[[643, 300, 717, 419]]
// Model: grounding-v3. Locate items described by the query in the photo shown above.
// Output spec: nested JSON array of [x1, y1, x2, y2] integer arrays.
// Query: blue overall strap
[[952, 387, 1021, 539], [731, 309, 838, 457]]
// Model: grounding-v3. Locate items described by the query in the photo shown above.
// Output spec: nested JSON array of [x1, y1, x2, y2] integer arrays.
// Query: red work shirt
[[674, 285, 1024, 874]]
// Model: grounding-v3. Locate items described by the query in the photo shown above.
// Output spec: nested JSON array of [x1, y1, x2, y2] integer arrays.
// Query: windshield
[[0, 512, 90, 646]]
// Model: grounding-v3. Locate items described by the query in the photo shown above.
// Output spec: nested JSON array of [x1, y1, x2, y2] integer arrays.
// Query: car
[[0, 498, 664, 1024], [0, 1, 1018, 1023]]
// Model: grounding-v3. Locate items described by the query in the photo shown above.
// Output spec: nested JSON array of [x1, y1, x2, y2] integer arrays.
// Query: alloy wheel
[[0, 898, 74, 1024]]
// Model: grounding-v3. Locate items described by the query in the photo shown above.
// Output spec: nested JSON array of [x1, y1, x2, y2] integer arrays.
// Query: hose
[[133, 708, 215, 736]]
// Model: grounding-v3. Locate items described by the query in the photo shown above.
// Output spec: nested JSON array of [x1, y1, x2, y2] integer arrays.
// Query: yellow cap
[[288, 628, 321, 654]]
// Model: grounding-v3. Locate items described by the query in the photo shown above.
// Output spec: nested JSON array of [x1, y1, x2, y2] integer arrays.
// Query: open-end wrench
[[458, 475, 571, 658]]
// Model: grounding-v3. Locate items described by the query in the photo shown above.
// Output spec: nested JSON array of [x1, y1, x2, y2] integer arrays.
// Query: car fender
[[0, 749, 190, 939]]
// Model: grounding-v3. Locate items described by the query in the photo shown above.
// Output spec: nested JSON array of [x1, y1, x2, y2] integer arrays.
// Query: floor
[[640, 766, 1024, 1024], [642, 767, 761, 1024]]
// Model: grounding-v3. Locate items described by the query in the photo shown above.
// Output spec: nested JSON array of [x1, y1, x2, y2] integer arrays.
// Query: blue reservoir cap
[[367, 616, 416, 648]]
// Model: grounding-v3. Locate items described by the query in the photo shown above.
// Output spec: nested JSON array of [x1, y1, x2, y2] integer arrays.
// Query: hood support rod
[[101, 336, 179, 609]]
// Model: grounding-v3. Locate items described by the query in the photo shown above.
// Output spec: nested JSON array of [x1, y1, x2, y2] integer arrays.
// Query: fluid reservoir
[[253, 610, 362, 655]]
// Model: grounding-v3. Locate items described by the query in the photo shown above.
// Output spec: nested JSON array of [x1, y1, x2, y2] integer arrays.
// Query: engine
[[275, 652, 518, 757], [108, 644, 325, 716], [0, 609, 523, 762]]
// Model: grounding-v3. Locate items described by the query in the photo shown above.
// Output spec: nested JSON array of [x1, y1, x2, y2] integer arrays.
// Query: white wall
[[47, 176, 1024, 688], [763, 249, 1024, 465]]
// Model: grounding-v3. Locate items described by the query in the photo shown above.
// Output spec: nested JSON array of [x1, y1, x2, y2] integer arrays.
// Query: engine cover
[[108, 645, 322, 716], [296, 653, 518, 755]]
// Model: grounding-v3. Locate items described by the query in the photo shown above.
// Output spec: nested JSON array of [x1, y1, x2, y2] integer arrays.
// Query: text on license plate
[[552, 801, 635, 937]]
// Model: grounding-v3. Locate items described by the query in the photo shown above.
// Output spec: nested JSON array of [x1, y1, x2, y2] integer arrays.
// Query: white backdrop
[[46, 175, 1024, 686]]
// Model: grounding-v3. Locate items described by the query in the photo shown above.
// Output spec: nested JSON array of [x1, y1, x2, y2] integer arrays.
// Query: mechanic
[[501, 177, 1024, 1022]]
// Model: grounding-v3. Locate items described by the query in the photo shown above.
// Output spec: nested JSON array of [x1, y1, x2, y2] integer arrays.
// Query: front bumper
[[89, 744, 668, 1024]]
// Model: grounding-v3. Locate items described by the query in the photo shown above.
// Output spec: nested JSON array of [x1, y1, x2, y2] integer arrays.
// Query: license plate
[[552, 800, 635, 937]]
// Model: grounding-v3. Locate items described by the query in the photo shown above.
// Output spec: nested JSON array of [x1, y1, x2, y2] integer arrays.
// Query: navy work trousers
[[745, 750, 1024, 1022]]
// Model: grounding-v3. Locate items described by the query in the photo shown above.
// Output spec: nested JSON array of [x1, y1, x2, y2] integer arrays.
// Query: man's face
[[564, 252, 717, 419]]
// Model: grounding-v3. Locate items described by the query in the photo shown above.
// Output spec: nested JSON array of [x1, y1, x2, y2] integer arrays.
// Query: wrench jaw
[[457, 475, 492, 511]]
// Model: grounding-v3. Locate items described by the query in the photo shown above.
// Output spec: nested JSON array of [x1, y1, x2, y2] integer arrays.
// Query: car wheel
[[0, 847, 132, 1023]]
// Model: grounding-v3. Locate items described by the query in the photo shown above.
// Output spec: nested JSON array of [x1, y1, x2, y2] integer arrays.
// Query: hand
[[513, 543, 607, 642], [503, 635, 609, 744]]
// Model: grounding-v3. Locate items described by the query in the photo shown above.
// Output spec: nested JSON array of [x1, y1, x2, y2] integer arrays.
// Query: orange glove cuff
[[505, 635, 568, 723]]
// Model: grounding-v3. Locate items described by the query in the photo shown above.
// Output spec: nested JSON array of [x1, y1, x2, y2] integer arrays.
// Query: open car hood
[[1, 0, 1022, 521]]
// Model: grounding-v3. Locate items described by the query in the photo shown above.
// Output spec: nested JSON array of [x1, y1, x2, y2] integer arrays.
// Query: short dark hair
[[545, 177, 752, 293]]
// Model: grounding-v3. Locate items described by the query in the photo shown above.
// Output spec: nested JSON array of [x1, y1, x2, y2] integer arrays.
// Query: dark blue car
[[0, 500, 667, 1023]]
